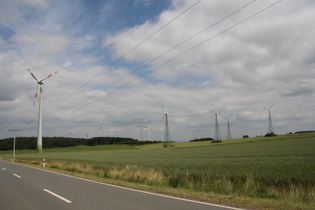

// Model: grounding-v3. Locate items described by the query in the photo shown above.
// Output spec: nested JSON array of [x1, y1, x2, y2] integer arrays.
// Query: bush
[[265, 132, 277, 137]]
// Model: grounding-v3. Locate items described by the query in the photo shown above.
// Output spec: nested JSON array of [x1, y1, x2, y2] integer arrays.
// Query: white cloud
[[12, 29, 70, 58], [1, 0, 315, 141], [134, 0, 152, 7]]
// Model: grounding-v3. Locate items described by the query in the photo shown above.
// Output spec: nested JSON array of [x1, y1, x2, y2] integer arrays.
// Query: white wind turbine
[[100, 121, 107, 137], [27, 69, 58, 153], [210, 109, 221, 142], [106, 128, 110, 136], [162, 106, 172, 147], [144, 121, 152, 141]]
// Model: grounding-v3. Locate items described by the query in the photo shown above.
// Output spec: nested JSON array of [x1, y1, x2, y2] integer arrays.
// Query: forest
[[0, 136, 161, 150]]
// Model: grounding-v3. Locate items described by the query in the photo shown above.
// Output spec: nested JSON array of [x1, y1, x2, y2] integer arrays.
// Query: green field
[[1, 133, 315, 209]]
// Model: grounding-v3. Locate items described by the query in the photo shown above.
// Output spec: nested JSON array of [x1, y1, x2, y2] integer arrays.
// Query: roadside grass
[[1, 132, 314, 209], [1, 144, 136, 155]]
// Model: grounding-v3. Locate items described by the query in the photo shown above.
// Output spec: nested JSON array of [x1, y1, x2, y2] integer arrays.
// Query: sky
[[0, 0, 314, 141]]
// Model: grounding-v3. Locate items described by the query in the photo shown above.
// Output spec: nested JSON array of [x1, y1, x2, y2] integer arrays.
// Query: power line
[[47, 0, 202, 111], [80, 0, 284, 107], [43, 0, 257, 124], [43, 0, 282, 125]]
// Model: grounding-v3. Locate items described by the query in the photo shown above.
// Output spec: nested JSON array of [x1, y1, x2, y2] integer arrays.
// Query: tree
[[265, 132, 277, 137]]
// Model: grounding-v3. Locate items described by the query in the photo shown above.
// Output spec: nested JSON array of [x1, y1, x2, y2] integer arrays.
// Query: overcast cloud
[[0, 0, 314, 141]]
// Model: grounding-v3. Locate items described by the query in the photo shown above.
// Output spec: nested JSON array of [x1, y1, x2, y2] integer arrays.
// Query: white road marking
[[13, 174, 21, 178], [1, 168, 6, 170], [43, 189, 72, 203]]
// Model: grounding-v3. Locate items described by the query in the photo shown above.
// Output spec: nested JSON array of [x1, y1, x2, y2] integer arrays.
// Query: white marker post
[[43, 159, 46, 167]]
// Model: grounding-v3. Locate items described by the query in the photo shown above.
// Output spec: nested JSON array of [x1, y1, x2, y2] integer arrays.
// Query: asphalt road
[[0, 161, 243, 210]]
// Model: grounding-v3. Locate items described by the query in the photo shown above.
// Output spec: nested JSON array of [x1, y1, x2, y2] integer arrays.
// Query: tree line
[[0, 136, 162, 151], [189, 137, 213, 142]]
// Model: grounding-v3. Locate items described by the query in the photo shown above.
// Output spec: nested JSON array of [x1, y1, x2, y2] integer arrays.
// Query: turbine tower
[[100, 121, 107, 137], [162, 106, 172, 147], [27, 69, 58, 153], [263, 104, 275, 135], [210, 109, 221, 142], [223, 114, 232, 140]]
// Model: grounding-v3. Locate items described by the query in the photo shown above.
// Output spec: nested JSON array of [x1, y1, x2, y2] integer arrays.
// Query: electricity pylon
[[210, 109, 221, 142], [263, 104, 275, 135]]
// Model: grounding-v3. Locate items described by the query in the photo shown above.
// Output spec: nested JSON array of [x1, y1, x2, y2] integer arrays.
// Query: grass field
[[1, 133, 315, 209]]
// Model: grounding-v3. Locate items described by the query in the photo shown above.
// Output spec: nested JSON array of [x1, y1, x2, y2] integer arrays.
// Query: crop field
[[1, 132, 315, 209]]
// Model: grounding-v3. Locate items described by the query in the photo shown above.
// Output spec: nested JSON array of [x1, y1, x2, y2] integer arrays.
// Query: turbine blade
[[162, 113, 166, 121], [270, 104, 274, 109], [210, 109, 219, 116], [161, 105, 166, 113], [27, 69, 39, 82], [33, 84, 40, 106], [41, 71, 59, 82]]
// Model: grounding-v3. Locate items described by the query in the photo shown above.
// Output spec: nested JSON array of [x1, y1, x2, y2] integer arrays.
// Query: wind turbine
[[263, 104, 275, 135], [106, 128, 110, 136], [137, 121, 144, 141], [210, 109, 221, 142], [100, 121, 107, 137], [162, 106, 172, 147], [27, 68, 58, 153], [223, 114, 232, 140], [144, 121, 152, 141]]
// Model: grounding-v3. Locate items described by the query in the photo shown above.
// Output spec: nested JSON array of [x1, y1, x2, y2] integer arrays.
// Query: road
[[0, 161, 243, 210]]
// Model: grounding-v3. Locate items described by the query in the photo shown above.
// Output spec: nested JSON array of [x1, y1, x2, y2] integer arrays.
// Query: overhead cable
[[48, 0, 202, 111], [43, 0, 282, 125]]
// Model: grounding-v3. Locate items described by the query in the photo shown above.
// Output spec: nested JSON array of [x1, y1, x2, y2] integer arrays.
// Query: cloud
[[134, 0, 152, 7], [1, 0, 315, 141], [12, 29, 70, 58]]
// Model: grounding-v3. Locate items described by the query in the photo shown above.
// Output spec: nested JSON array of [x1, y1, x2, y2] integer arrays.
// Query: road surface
[[0, 161, 243, 210]]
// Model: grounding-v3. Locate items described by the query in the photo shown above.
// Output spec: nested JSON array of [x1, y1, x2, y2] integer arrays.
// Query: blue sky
[[0, 0, 314, 141]]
